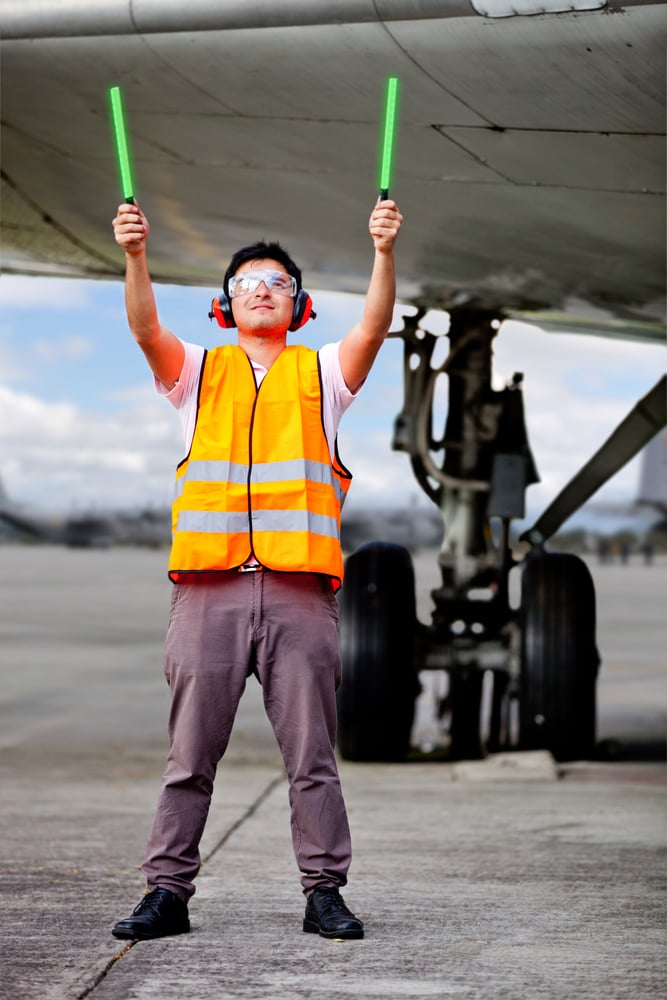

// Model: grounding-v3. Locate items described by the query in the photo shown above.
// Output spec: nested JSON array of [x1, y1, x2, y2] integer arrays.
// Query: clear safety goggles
[[228, 270, 297, 298]]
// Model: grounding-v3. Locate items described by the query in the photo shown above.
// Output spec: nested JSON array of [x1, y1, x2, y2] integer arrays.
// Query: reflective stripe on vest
[[175, 457, 348, 506], [168, 344, 352, 584], [176, 508, 340, 538]]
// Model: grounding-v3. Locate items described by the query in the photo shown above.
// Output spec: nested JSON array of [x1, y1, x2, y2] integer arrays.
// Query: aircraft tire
[[337, 542, 419, 761], [519, 552, 599, 762]]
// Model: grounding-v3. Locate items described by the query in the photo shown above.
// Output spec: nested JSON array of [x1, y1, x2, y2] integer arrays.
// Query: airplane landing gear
[[336, 306, 604, 764]]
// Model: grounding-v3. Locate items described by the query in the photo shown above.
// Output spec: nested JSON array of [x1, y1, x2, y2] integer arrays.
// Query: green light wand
[[378, 76, 400, 201], [109, 85, 135, 204]]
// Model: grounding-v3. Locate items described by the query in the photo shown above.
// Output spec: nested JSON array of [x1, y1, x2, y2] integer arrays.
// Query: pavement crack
[[76, 941, 136, 999], [73, 773, 285, 998], [201, 771, 286, 865]]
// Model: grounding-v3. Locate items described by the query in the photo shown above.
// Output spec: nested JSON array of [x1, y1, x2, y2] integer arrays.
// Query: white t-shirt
[[155, 339, 358, 460]]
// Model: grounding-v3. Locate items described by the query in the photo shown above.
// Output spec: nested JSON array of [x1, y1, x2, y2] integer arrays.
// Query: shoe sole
[[111, 924, 190, 941], [303, 918, 364, 940]]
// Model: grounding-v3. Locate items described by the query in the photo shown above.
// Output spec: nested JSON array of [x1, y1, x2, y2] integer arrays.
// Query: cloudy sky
[[1, 271, 664, 533]]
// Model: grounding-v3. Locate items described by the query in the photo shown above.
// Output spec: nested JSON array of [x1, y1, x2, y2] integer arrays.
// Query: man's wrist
[[124, 247, 150, 271]]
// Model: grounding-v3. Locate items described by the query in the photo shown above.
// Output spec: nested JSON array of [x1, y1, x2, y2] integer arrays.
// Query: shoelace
[[133, 890, 169, 916], [313, 891, 352, 919]]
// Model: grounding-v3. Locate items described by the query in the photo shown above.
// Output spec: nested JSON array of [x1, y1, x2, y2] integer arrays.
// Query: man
[[110, 196, 402, 941]]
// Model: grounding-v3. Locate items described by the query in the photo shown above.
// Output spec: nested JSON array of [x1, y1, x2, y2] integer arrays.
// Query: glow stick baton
[[379, 76, 400, 200], [109, 85, 135, 203]]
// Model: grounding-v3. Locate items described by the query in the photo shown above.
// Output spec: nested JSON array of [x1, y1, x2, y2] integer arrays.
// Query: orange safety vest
[[168, 344, 352, 587]]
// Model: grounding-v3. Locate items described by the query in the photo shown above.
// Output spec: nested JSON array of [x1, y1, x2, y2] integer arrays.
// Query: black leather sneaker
[[303, 887, 364, 940], [112, 887, 190, 940]]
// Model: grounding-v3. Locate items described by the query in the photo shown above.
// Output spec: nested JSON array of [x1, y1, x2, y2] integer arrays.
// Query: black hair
[[223, 241, 302, 297]]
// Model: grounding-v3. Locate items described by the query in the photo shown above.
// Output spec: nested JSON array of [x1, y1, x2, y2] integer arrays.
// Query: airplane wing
[[2, 0, 665, 338]]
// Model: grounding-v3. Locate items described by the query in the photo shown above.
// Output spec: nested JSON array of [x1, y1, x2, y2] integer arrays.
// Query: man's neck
[[237, 332, 287, 370]]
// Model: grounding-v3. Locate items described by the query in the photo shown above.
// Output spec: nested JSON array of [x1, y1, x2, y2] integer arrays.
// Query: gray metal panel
[[388, 6, 666, 132], [440, 128, 664, 192]]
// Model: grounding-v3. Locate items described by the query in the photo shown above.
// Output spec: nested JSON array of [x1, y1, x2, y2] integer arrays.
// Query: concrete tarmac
[[1, 546, 665, 1000]]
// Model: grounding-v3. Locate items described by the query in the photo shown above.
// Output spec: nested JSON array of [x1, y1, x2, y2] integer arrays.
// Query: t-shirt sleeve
[[318, 341, 361, 457], [154, 339, 205, 450], [154, 340, 204, 409]]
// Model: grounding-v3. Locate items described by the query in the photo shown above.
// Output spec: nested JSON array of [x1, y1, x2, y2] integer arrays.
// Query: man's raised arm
[[112, 203, 184, 389], [338, 199, 403, 395]]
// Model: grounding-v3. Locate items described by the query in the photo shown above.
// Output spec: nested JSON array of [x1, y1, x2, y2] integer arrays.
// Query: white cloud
[[0, 275, 93, 309], [0, 335, 25, 383], [33, 335, 94, 361], [0, 384, 181, 512], [338, 429, 415, 509]]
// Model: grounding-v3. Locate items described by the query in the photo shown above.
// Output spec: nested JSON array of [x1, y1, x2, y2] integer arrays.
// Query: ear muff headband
[[208, 289, 317, 331]]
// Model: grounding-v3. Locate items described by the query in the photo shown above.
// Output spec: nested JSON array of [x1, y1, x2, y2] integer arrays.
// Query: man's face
[[229, 258, 295, 335]]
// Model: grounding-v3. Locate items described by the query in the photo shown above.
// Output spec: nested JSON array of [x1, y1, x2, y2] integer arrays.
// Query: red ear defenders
[[208, 288, 316, 332]]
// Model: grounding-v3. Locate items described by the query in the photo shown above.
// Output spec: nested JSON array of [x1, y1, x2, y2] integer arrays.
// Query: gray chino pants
[[142, 569, 352, 902]]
